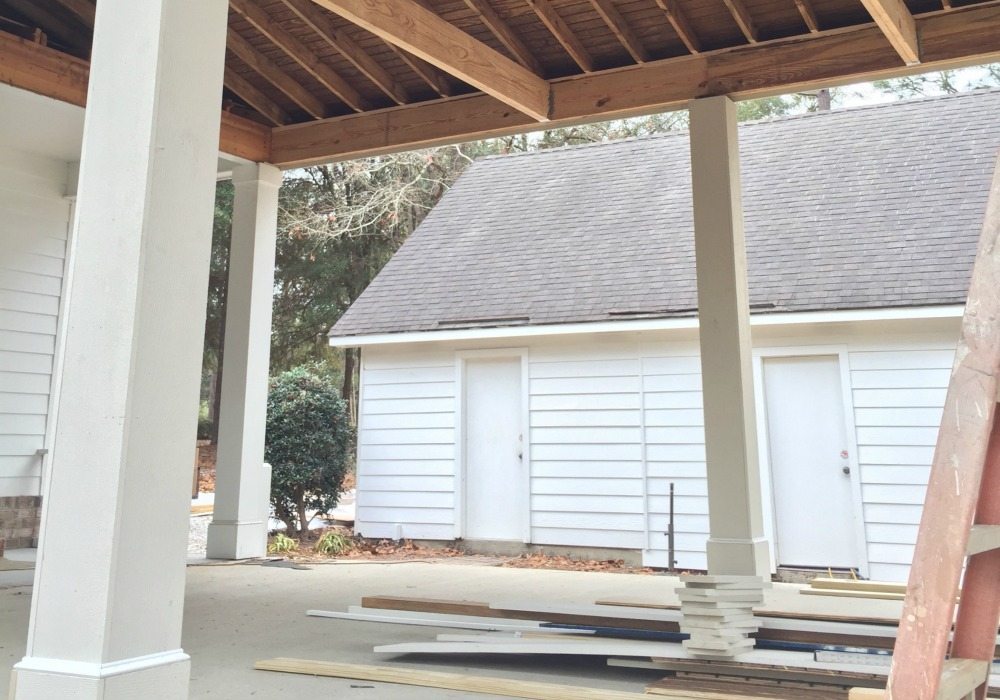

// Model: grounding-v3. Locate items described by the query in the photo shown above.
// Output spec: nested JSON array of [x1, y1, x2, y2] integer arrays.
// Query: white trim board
[[330, 305, 965, 348]]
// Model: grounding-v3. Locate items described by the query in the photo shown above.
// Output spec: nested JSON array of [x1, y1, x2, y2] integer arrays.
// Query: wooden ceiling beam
[[654, 0, 702, 53], [230, 0, 371, 112], [859, 0, 921, 64], [388, 44, 455, 96], [527, 0, 596, 72], [463, 0, 545, 75], [281, 0, 410, 105], [794, 0, 821, 32], [310, 0, 550, 121], [271, 2, 1000, 167], [722, 0, 760, 42], [51, 0, 95, 29], [0, 29, 270, 162], [224, 67, 289, 126], [228, 29, 328, 119], [589, 0, 650, 63]]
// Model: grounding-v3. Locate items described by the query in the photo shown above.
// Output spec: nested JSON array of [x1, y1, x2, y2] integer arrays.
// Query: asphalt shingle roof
[[331, 90, 1000, 338]]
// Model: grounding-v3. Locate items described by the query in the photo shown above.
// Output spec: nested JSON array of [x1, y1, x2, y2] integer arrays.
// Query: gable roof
[[331, 90, 1000, 340]]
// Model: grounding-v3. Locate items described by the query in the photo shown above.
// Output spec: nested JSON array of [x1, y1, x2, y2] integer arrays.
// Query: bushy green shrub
[[268, 533, 299, 554], [266, 366, 353, 536], [314, 529, 353, 556]]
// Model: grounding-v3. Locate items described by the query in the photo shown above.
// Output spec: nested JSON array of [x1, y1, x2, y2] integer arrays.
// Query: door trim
[[752, 345, 870, 578], [454, 348, 531, 543]]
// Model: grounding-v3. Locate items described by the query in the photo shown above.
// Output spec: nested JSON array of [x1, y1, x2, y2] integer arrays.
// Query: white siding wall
[[0, 148, 72, 498], [355, 348, 457, 539], [529, 340, 645, 550], [355, 324, 958, 580], [849, 347, 951, 581]]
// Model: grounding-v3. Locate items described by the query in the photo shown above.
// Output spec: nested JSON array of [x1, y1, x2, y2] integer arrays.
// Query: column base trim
[[12, 650, 190, 700], [706, 536, 772, 578], [206, 519, 267, 560]]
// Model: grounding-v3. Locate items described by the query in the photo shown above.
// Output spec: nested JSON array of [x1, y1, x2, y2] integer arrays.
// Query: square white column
[[207, 163, 282, 560], [11, 0, 229, 697], [689, 95, 771, 578], [681, 96, 772, 659]]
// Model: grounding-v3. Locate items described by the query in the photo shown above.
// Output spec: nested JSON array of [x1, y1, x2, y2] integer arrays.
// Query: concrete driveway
[[1, 557, 904, 699]]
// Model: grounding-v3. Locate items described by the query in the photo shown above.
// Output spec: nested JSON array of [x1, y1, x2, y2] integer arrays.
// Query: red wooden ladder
[[865, 158, 1000, 700]]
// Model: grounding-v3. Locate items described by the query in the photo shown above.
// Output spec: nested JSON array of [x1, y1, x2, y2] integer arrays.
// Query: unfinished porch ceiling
[[1, 0, 999, 166]]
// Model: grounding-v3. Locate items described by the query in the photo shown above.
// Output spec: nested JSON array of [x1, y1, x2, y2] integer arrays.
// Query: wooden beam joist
[[224, 66, 289, 125], [527, 0, 596, 72], [654, 0, 702, 53], [230, 0, 371, 112], [794, 0, 821, 33], [0, 29, 270, 163], [51, 0, 95, 28], [464, 0, 545, 74], [859, 0, 921, 63], [722, 0, 760, 42], [281, 0, 410, 105], [228, 29, 328, 119], [271, 2, 1000, 167], [310, 0, 550, 121], [590, 0, 650, 63]]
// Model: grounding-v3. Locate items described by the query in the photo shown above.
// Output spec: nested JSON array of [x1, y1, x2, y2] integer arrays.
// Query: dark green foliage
[[265, 366, 354, 536]]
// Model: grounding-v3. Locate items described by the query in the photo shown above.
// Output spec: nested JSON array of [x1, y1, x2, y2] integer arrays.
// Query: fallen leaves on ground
[[499, 552, 657, 574]]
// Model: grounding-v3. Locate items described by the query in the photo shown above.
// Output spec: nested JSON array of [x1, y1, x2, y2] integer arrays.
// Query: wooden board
[[646, 676, 848, 698], [807, 579, 906, 595], [254, 658, 651, 699], [625, 658, 887, 689], [594, 599, 901, 627], [799, 590, 905, 602], [373, 639, 681, 657]]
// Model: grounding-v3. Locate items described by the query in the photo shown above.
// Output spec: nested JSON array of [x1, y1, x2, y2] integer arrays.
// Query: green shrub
[[266, 365, 353, 536], [268, 533, 299, 554], [314, 529, 353, 556]]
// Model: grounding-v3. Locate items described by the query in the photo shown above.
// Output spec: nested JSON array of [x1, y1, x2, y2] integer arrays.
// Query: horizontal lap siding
[[529, 348, 644, 550], [355, 351, 456, 540], [642, 352, 708, 570], [0, 153, 70, 498], [850, 348, 953, 582]]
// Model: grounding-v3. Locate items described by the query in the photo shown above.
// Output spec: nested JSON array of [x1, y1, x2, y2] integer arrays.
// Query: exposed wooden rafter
[[0, 29, 270, 162], [310, 0, 551, 121], [281, 0, 410, 105], [859, 0, 921, 64], [50, 0, 95, 29], [794, 0, 821, 32], [589, 0, 650, 63], [270, 2, 1000, 167], [722, 0, 760, 42], [388, 44, 455, 96], [654, 0, 702, 53], [463, 0, 544, 74], [227, 29, 328, 119], [230, 0, 371, 112], [527, 0, 596, 72], [224, 66, 289, 125]]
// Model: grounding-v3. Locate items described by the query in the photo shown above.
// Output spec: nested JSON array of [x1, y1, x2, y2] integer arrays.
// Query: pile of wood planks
[[256, 594, 1000, 699]]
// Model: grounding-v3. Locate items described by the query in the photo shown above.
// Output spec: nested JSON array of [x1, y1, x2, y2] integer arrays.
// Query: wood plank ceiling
[[0, 0, 998, 165]]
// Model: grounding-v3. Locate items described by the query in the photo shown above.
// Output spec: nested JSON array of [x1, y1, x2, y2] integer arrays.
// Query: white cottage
[[330, 90, 1000, 582]]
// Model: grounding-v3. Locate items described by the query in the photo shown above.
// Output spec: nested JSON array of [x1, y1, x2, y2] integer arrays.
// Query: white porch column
[[206, 163, 281, 560], [11, 0, 229, 698], [677, 96, 771, 659]]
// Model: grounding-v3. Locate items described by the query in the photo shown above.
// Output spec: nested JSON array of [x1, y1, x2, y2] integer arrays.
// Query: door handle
[[842, 466, 851, 475]]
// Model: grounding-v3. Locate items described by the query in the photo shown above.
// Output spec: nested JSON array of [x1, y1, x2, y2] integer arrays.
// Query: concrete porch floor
[[1, 557, 905, 699]]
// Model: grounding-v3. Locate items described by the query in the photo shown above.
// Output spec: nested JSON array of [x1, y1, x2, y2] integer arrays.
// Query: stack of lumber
[[678, 574, 766, 658]]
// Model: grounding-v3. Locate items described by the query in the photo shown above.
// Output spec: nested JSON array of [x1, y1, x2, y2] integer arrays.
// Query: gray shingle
[[331, 90, 1000, 338]]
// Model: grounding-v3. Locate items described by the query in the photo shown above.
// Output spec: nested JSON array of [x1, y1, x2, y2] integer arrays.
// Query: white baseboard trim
[[14, 649, 189, 679]]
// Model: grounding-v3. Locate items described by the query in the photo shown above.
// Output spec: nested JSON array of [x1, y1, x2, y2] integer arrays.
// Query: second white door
[[464, 357, 524, 540], [763, 355, 858, 569]]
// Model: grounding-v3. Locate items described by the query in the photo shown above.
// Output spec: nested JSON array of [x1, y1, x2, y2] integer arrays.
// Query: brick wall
[[0, 496, 42, 551]]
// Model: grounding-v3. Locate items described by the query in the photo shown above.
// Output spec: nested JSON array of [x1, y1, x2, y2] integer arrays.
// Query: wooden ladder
[[854, 158, 1000, 700]]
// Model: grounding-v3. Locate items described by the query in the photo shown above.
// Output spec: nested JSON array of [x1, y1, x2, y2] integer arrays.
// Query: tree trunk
[[295, 496, 310, 538], [342, 347, 357, 425], [211, 255, 230, 443]]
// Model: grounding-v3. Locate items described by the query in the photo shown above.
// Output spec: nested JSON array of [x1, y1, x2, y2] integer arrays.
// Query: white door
[[464, 357, 524, 540], [762, 355, 857, 568]]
